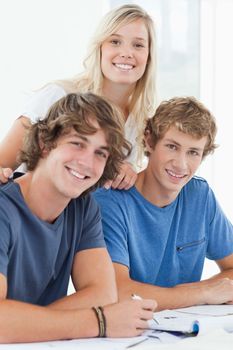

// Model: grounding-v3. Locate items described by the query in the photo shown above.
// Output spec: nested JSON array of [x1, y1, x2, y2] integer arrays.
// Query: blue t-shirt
[[0, 181, 105, 305], [94, 176, 233, 287]]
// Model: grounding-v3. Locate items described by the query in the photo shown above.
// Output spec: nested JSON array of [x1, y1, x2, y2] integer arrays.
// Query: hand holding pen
[[132, 294, 159, 325]]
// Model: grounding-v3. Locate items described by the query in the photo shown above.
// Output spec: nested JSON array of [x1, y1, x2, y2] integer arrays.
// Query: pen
[[131, 294, 160, 325], [131, 294, 142, 300]]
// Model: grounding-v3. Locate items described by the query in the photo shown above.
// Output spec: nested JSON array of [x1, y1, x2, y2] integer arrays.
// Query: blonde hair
[[145, 96, 217, 159], [57, 4, 157, 166]]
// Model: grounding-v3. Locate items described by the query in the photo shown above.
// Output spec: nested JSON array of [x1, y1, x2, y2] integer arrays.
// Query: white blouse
[[20, 84, 147, 172]]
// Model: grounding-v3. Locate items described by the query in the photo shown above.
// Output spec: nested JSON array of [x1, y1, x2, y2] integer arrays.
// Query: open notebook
[[148, 305, 233, 335]]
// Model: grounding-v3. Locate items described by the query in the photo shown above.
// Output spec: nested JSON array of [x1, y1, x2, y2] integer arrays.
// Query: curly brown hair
[[20, 92, 131, 195], [144, 96, 217, 158]]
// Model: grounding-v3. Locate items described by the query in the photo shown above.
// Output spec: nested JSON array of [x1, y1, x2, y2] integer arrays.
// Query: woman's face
[[101, 19, 149, 88]]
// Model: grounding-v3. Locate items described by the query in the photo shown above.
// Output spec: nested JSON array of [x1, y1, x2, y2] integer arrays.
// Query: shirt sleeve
[[76, 195, 106, 252], [206, 188, 233, 260], [20, 83, 66, 122], [94, 189, 130, 268]]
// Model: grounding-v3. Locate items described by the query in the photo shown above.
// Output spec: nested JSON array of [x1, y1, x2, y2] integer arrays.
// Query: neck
[[15, 172, 70, 223], [135, 170, 178, 208], [102, 80, 135, 120]]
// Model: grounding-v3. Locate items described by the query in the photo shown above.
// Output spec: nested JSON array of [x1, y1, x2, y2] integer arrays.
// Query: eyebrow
[[109, 33, 147, 42], [164, 138, 204, 152], [70, 133, 110, 151]]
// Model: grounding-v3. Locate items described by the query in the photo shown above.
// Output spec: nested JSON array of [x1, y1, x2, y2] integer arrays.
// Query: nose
[[173, 153, 187, 172], [77, 150, 95, 171], [119, 44, 133, 59]]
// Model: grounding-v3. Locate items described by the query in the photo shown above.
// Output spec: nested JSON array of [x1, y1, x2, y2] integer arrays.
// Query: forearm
[[0, 116, 30, 169], [118, 275, 233, 311], [51, 248, 118, 311], [208, 268, 233, 280], [117, 278, 207, 311], [49, 283, 117, 310], [0, 300, 98, 343]]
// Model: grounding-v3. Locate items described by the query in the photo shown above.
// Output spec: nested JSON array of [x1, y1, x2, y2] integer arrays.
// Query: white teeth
[[167, 170, 185, 178], [69, 169, 85, 179], [114, 63, 133, 70]]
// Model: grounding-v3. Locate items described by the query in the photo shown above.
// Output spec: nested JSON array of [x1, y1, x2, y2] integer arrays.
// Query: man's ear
[[144, 129, 154, 154], [39, 139, 49, 158]]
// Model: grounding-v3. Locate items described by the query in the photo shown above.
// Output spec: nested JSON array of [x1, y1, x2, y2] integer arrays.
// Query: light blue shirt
[[94, 176, 233, 287]]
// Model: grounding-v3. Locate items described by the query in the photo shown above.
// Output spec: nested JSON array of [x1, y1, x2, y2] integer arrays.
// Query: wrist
[[92, 306, 107, 337]]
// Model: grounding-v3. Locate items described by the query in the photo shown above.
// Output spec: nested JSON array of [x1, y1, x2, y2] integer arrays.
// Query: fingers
[[103, 162, 137, 190], [135, 300, 157, 331], [104, 298, 157, 338], [117, 172, 137, 190], [111, 163, 137, 190], [111, 173, 125, 189], [0, 167, 13, 183], [104, 171, 136, 190], [103, 180, 112, 190], [140, 299, 157, 312], [137, 319, 152, 330]]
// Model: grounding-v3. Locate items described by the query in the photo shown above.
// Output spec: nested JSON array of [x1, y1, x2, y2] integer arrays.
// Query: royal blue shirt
[[94, 177, 233, 287]]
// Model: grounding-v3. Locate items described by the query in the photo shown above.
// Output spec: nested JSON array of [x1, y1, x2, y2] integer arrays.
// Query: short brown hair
[[145, 96, 217, 158], [20, 92, 131, 194]]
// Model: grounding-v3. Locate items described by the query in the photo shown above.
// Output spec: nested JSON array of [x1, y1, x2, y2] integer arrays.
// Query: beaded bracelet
[[92, 306, 107, 337]]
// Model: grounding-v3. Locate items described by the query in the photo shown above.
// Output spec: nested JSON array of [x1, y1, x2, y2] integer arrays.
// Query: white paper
[[175, 304, 233, 316], [148, 304, 233, 335]]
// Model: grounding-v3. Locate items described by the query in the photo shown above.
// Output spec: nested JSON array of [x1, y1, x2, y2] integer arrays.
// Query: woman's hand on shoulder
[[104, 161, 137, 190], [0, 167, 13, 183]]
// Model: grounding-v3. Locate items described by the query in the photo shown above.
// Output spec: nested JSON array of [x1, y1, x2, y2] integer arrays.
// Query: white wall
[[200, 0, 233, 278], [200, 0, 233, 221], [0, 0, 108, 137]]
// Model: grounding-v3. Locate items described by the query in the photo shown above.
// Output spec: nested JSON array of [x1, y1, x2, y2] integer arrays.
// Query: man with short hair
[[0, 92, 155, 343], [94, 96, 233, 311]]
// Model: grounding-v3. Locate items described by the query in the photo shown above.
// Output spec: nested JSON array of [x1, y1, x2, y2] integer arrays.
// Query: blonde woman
[[0, 4, 157, 189]]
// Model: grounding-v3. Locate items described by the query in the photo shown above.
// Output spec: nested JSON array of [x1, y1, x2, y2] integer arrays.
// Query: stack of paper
[[148, 304, 233, 335]]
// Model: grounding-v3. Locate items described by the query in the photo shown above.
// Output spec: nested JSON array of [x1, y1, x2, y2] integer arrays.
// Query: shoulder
[[21, 83, 66, 121], [68, 193, 101, 219], [184, 176, 210, 194], [93, 188, 130, 208], [0, 182, 23, 222], [37, 83, 66, 97], [181, 176, 216, 207], [27, 83, 66, 105], [0, 181, 18, 199]]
